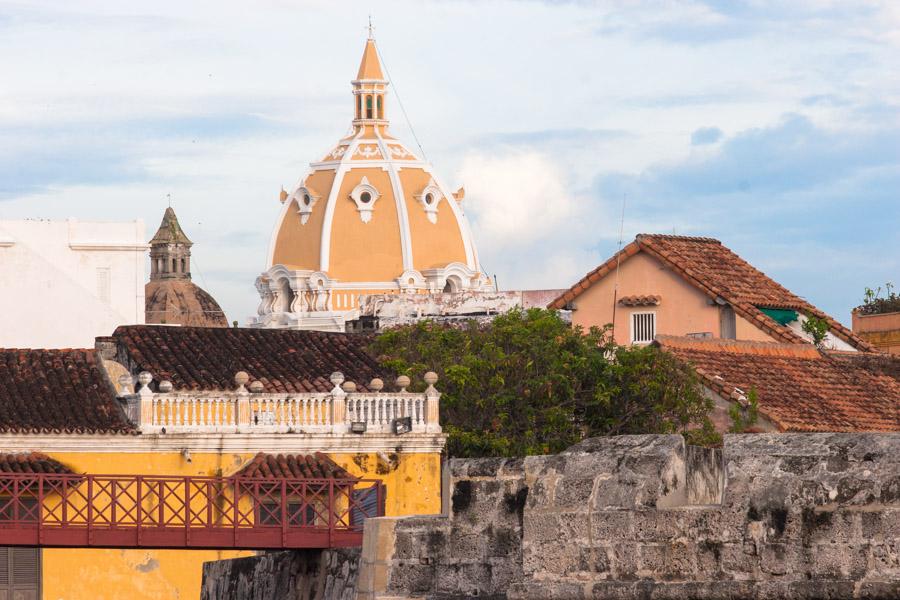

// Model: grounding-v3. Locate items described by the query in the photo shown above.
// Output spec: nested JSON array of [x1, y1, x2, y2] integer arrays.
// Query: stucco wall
[[0, 218, 146, 348], [569, 252, 775, 345], [363, 433, 900, 599], [15, 447, 440, 600]]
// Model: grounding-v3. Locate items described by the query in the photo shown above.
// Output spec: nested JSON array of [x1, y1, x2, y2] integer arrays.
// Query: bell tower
[[149, 207, 192, 281]]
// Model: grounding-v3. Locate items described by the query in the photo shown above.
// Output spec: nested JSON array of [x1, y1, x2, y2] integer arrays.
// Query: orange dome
[[254, 35, 490, 330]]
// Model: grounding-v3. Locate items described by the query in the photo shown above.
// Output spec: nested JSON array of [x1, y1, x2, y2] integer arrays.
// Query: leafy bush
[[858, 283, 900, 315], [370, 308, 716, 457]]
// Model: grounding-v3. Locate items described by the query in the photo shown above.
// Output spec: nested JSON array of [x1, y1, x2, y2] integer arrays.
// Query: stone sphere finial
[[330, 372, 345, 387], [137, 371, 153, 387], [395, 375, 411, 392], [369, 378, 384, 392], [249, 380, 264, 394], [342, 381, 357, 393], [234, 371, 250, 388], [424, 371, 439, 386], [158, 380, 173, 393]]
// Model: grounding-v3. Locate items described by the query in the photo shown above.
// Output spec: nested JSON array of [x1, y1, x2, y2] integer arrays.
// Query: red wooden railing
[[0, 473, 384, 549]]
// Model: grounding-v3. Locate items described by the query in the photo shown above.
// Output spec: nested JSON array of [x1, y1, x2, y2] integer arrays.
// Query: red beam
[[0, 473, 383, 550]]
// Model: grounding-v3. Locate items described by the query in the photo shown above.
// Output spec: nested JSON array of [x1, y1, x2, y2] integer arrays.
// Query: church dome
[[146, 208, 228, 328], [256, 34, 490, 329]]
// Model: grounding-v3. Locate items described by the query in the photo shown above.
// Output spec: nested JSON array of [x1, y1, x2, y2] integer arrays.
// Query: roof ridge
[[636, 233, 722, 243], [655, 335, 822, 359]]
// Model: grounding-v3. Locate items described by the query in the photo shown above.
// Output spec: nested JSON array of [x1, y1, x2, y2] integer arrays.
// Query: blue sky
[[0, 0, 897, 325]]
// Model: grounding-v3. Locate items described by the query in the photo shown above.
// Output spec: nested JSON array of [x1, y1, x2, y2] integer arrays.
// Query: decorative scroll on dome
[[353, 144, 382, 159], [387, 144, 415, 159], [326, 145, 348, 160]]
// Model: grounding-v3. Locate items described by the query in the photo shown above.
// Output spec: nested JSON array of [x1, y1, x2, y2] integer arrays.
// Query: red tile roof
[[0, 453, 74, 474], [618, 295, 661, 307], [111, 325, 389, 393], [233, 452, 354, 479], [656, 335, 900, 432], [0, 349, 135, 434], [549, 234, 873, 351]]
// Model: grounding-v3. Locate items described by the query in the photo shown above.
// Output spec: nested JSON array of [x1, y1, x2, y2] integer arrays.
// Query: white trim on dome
[[420, 166, 478, 270], [374, 126, 414, 272], [319, 127, 366, 272]]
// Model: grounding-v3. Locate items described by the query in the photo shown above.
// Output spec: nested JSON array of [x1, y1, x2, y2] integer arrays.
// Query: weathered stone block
[[812, 542, 868, 579]]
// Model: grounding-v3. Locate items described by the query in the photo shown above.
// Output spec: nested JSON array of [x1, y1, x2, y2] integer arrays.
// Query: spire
[[356, 38, 384, 81], [353, 32, 388, 124], [149, 207, 193, 281]]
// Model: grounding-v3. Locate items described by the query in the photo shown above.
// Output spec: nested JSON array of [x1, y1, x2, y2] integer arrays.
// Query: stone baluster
[[424, 371, 441, 433], [235, 371, 250, 430], [330, 372, 346, 432]]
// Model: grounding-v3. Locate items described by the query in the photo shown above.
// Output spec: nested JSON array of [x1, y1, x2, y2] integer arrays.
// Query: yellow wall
[[36, 449, 441, 600], [272, 170, 336, 270], [400, 168, 468, 270], [329, 169, 405, 281]]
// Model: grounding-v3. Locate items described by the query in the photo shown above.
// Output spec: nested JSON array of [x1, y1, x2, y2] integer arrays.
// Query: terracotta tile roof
[[233, 452, 354, 479], [549, 234, 873, 351], [656, 335, 900, 432], [111, 325, 388, 393], [618, 294, 661, 307], [0, 349, 135, 434], [0, 452, 74, 474]]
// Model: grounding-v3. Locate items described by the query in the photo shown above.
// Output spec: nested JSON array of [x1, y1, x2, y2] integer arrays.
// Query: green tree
[[370, 308, 716, 457], [802, 312, 829, 347]]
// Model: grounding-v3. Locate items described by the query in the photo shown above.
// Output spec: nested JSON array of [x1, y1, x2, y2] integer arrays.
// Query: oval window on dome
[[425, 193, 434, 205], [360, 191, 372, 204], [303, 194, 311, 206]]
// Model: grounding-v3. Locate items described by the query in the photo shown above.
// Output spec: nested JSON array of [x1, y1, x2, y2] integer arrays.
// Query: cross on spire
[[367, 15, 375, 40]]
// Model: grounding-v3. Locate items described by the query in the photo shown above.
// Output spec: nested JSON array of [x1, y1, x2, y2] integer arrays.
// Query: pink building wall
[[568, 252, 776, 346]]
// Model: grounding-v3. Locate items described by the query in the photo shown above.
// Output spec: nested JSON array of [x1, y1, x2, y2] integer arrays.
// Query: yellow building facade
[[252, 34, 493, 332], [0, 323, 445, 599]]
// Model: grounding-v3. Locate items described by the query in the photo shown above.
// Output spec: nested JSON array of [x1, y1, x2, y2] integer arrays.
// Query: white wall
[[0, 218, 147, 349]]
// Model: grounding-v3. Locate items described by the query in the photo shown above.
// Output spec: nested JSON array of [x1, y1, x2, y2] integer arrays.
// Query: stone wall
[[200, 549, 359, 600], [365, 433, 900, 599]]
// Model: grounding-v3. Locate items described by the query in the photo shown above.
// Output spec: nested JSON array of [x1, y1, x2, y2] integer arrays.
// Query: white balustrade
[[130, 371, 442, 435]]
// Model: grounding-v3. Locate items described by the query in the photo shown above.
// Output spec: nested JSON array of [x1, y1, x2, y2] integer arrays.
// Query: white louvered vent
[[631, 312, 656, 344]]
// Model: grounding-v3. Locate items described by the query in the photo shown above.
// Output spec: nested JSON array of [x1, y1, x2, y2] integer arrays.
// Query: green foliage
[[370, 308, 715, 458], [801, 312, 830, 347], [728, 388, 759, 433], [859, 282, 900, 315]]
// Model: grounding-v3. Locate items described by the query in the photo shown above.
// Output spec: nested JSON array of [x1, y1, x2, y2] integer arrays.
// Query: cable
[[373, 41, 428, 162]]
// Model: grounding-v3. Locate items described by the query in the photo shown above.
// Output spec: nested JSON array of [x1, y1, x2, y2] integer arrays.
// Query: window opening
[[366, 96, 373, 119], [631, 312, 656, 344], [360, 192, 372, 204], [376, 96, 383, 119], [720, 305, 737, 339]]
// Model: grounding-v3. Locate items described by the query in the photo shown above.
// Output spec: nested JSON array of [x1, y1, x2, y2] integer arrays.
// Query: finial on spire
[[166, 193, 172, 208], [367, 15, 375, 40]]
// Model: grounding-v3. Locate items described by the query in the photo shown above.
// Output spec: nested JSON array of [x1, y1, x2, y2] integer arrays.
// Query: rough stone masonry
[[358, 434, 900, 599]]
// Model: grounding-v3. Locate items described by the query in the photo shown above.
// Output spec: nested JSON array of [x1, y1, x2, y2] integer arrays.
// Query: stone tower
[[149, 207, 192, 281], [145, 207, 228, 327]]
